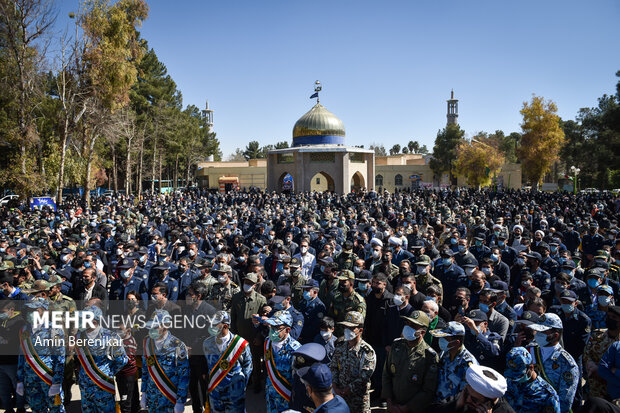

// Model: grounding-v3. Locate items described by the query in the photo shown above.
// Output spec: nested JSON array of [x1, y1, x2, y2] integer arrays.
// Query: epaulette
[[360, 342, 373, 353], [425, 345, 438, 356]]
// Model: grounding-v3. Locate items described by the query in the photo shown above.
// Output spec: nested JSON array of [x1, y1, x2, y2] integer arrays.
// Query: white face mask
[[188, 250, 196, 257], [177, 246, 186, 254], [243, 284, 254, 293], [393, 295, 404, 306], [372, 250, 380, 259], [217, 275, 228, 284], [343, 328, 357, 341], [320, 330, 332, 341], [301, 247, 308, 254]]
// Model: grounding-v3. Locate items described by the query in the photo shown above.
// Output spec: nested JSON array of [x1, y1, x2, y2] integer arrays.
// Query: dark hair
[[152, 281, 169, 297], [188, 281, 209, 300], [320, 316, 335, 330], [455, 287, 471, 300], [480, 289, 498, 303], [260, 280, 277, 296]]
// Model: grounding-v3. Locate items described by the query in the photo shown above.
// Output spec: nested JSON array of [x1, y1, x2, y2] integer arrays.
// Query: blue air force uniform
[[109, 275, 149, 306], [17, 325, 66, 412], [435, 346, 478, 401], [76, 328, 128, 413], [264, 335, 301, 413], [203, 333, 253, 413], [528, 344, 579, 413], [505, 348, 560, 413], [142, 333, 190, 412], [298, 296, 326, 343]]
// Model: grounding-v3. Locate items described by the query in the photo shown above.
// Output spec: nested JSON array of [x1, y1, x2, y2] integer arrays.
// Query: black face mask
[[338, 283, 347, 292], [371, 286, 382, 294], [607, 317, 619, 330]]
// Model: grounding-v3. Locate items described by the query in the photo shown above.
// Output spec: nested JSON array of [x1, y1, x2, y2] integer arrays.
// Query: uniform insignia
[[219, 359, 231, 370], [297, 320, 303, 326], [552, 362, 559, 370], [146, 355, 156, 367], [390, 364, 396, 374], [412, 312, 419, 319], [265, 349, 271, 360], [411, 374, 418, 381], [173, 286, 177, 291], [563, 371, 573, 383], [297, 356, 305, 364]]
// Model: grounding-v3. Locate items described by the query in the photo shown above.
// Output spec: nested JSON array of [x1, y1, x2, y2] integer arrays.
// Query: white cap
[[370, 238, 383, 247], [388, 236, 402, 246]]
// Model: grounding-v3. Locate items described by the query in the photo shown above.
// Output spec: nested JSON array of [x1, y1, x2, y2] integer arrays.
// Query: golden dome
[[292, 104, 345, 142]]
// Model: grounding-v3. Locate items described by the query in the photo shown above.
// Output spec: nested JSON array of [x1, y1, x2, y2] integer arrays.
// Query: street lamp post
[[570, 166, 580, 195]]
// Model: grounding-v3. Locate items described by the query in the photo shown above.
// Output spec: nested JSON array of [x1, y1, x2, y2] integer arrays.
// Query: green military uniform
[[319, 277, 339, 310], [194, 274, 218, 295], [382, 311, 439, 412], [278, 271, 306, 308], [373, 262, 400, 282], [230, 277, 266, 341], [329, 271, 366, 337], [608, 262, 620, 283], [335, 250, 358, 271], [329, 312, 376, 413], [207, 281, 240, 311], [416, 273, 443, 298], [48, 292, 77, 313]]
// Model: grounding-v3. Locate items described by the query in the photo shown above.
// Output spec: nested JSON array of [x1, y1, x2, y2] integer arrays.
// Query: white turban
[[388, 236, 402, 246], [465, 364, 507, 399], [513, 225, 523, 233], [370, 238, 383, 247]]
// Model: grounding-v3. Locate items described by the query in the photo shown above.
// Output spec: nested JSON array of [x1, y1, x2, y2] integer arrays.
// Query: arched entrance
[[278, 172, 293, 192], [310, 172, 335, 192], [350, 172, 365, 192]]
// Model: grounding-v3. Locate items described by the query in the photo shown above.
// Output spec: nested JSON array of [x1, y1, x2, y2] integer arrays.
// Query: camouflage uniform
[[203, 332, 252, 413], [504, 347, 560, 413], [583, 329, 618, 398], [76, 327, 128, 413], [335, 251, 358, 271], [435, 345, 477, 401], [208, 282, 240, 311], [17, 319, 66, 412], [528, 344, 578, 413], [329, 312, 376, 413], [329, 272, 367, 337]]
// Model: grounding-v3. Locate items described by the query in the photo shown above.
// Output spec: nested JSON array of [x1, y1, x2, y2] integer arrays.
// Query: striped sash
[[19, 327, 53, 385], [144, 338, 177, 404], [264, 339, 292, 402], [207, 334, 248, 393], [75, 335, 115, 394]]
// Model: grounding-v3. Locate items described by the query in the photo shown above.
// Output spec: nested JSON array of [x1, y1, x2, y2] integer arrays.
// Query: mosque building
[[195, 87, 521, 193]]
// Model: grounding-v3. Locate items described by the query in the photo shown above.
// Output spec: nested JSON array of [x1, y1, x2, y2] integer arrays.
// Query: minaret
[[202, 100, 214, 129], [446, 90, 458, 126]]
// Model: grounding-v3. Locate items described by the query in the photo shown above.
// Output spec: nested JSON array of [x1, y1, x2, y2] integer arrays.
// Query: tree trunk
[[83, 130, 97, 208], [158, 152, 163, 194], [186, 154, 191, 188], [138, 138, 144, 197], [151, 135, 157, 194], [174, 154, 179, 189], [111, 147, 118, 192], [57, 122, 68, 205], [125, 136, 133, 195]]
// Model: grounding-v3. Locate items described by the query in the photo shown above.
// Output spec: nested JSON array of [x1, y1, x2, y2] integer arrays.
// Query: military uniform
[[415, 272, 443, 299], [583, 329, 618, 398], [335, 251, 358, 271], [585, 303, 608, 329], [203, 332, 252, 412], [504, 347, 560, 413], [76, 327, 128, 413], [142, 333, 190, 412], [318, 278, 339, 310], [208, 282, 240, 311], [528, 344, 579, 413], [298, 296, 326, 343], [381, 337, 439, 411], [264, 331, 301, 412], [276, 273, 305, 307], [17, 321, 66, 412], [329, 291, 366, 337], [435, 345, 478, 401], [330, 338, 376, 413], [48, 289, 77, 406]]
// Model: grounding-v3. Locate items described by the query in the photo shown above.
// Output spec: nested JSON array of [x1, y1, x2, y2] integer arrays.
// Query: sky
[[55, 0, 620, 158]]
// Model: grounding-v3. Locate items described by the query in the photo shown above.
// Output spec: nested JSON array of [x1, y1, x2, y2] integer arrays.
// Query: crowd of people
[[0, 187, 619, 413]]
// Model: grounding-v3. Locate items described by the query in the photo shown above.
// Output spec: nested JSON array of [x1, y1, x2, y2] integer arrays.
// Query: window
[[316, 178, 321, 184], [310, 153, 335, 163], [376, 174, 383, 186], [277, 153, 294, 164], [395, 174, 403, 186]]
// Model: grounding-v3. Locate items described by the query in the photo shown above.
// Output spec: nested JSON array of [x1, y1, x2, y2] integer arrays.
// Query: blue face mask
[[561, 303, 574, 314], [498, 241, 505, 248], [443, 258, 452, 267], [534, 332, 549, 347], [457, 245, 465, 253], [588, 278, 600, 289], [303, 291, 312, 301], [358, 283, 368, 292], [478, 303, 489, 313], [515, 258, 526, 267], [490, 254, 499, 262], [475, 241, 482, 247], [450, 238, 457, 245], [598, 296, 612, 307]]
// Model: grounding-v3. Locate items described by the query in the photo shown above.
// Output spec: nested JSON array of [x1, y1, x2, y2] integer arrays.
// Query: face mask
[[478, 303, 489, 313], [554, 283, 566, 294], [320, 265, 326, 273], [372, 251, 380, 259], [121, 269, 131, 279], [358, 283, 368, 292], [127, 301, 137, 309], [490, 254, 499, 262], [217, 275, 228, 284], [0, 312, 9, 320], [303, 291, 313, 301], [498, 241, 505, 248], [457, 245, 465, 253], [550, 246, 558, 253], [402, 325, 417, 341], [353, 266, 361, 274], [116, 249, 123, 256], [269, 328, 283, 342], [534, 332, 549, 347], [208, 326, 221, 336], [443, 258, 452, 267], [481, 267, 491, 276], [587, 278, 600, 289], [300, 247, 308, 254], [148, 328, 160, 339], [475, 241, 482, 247], [320, 330, 332, 341], [521, 280, 531, 288], [243, 284, 254, 293], [439, 337, 451, 352], [393, 295, 404, 306], [188, 250, 196, 257], [561, 303, 574, 314], [598, 296, 612, 307], [344, 328, 357, 341], [84, 262, 91, 268], [450, 238, 457, 245], [464, 268, 474, 276], [515, 258, 526, 267], [417, 266, 428, 275], [274, 302, 284, 311]]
